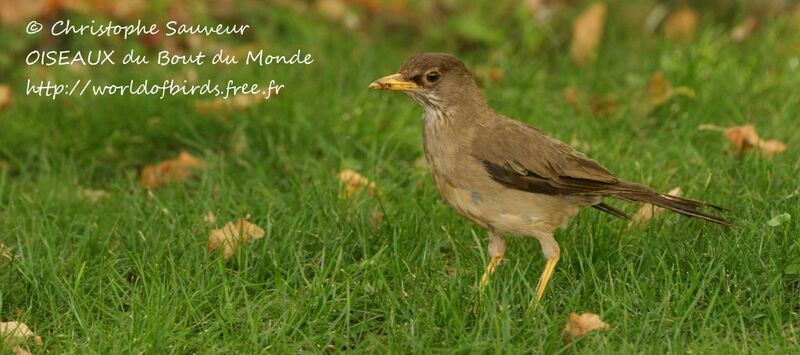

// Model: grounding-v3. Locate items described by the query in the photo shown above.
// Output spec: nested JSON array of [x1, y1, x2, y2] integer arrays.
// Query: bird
[[368, 53, 733, 305]]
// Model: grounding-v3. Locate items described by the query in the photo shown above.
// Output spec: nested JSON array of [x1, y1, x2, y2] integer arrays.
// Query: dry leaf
[[139, 150, 205, 188], [204, 211, 217, 225], [731, 16, 758, 42], [207, 219, 265, 260], [194, 93, 266, 113], [338, 169, 376, 199], [638, 72, 694, 115], [562, 312, 609, 343], [700, 124, 787, 157], [78, 188, 109, 203], [588, 94, 618, 116], [1, 243, 13, 260], [369, 210, 383, 231], [12, 346, 32, 355], [0, 85, 12, 112], [563, 87, 582, 110], [0, 321, 42, 349], [474, 67, 505, 84], [0, 0, 49, 25], [664, 6, 698, 41], [629, 187, 682, 227], [570, 2, 607, 65]]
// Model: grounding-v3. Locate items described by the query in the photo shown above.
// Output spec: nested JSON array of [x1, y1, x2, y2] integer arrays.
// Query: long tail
[[609, 181, 735, 227]]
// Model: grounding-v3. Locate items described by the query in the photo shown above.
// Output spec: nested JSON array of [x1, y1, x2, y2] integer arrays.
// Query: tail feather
[[611, 182, 734, 227], [593, 202, 630, 220]]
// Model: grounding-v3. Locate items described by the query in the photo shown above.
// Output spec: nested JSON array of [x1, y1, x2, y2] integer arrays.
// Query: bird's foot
[[480, 255, 504, 287]]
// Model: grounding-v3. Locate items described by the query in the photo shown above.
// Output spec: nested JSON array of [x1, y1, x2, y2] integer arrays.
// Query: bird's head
[[369, 53, 484, 112]]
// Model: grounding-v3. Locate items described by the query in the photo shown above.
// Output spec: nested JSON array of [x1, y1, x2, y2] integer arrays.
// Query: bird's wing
[[471, 118, 620, 196]]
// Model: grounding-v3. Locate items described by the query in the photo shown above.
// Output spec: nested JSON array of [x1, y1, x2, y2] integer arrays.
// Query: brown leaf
[[570, 2, 607, 65], [629, 187, 682, 227], [474, 66, 505, 84], [338, 169, 376, 199], [0, 0, 49, 25], [699, 124, 787, 157], [563, 87, 582, 110], [638, 72, 694, 115], [78, 188, 109, 203], [369, 210, 383, 231], [194, 93, 267, 114], [12, 346, 32, 355], [587, 94, 618, 117], [139, 150, 205, 188], [207, 219, 265, 260], [758, 139, 788, 157], [204, 211, 217, 225], [1, 243, 13, 260], [0, 85, 13, 112], [0, 321, 43, 349], [664, 6, 698, 41], [731, 16, 758, 42], [562, 312, 609, 343]]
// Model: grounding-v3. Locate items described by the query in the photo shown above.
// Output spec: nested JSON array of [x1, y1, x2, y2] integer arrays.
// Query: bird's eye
[[426, 71, 441, 83]]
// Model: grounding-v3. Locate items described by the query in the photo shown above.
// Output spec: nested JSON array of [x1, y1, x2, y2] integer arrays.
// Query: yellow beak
[[368, 73, 419, 91]]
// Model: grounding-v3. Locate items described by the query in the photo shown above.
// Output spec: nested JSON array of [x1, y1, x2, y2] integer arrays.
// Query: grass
[[1, 2, 800, 353]]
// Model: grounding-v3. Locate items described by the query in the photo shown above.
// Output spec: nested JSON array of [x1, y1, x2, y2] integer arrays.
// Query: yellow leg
[[534, 254, 560, 302], [480, 230, 506, 287], [480, 255, 504, 286]]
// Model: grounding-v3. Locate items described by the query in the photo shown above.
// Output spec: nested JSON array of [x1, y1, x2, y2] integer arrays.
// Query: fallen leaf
[[731, 16, 758, 42], [0, 321, 42, 349], [562, 312, 609, 343], [629, 187, 682, 227], [207, 219, 265, 260], [474, 66, 505, 84], [78, 188, 109, 203], [570, 2, 607, 65], [758, 139, 788, 157], [338, 169, 376, 199], [139, 150, 205, 188], [700, 124, 787, 157], [194, 93, 266, 114], [563, 87, 582, 110], [12, 346, 32, 355], [0, 0, 49, 25], [0, 85, 12, 111], [587, 94, 618, 117], [664, 6, 698, 41], [1, 243, 13, 260], [767, 213, 791, 227], [204, 211, 217, 225], [638, 72, 694, 115], [369, 210, 383, 231], [569, 135, 592, 152]]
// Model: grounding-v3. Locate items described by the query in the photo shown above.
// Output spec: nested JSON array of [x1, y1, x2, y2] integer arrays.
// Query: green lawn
[[1, 2, 799, 353]]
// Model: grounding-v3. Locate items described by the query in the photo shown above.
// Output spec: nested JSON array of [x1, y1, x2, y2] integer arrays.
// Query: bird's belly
[[435, 178, 581, 235]]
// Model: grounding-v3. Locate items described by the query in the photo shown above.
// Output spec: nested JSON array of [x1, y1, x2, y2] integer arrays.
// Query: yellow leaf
[[664, 6, 698, 41], [0, 321, 42, 349], [562, 312, 609, 343], [638, 72, 694, 115], [563, 87, 582, 110], [207, 219, 265, 260], [139, 150, 205, 189], [570, 2, 607, 65], [699, 124, 787, 158], [0, 85, 13, 112], [338, 169, 376, 199], [731, 16, 758, 43]]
